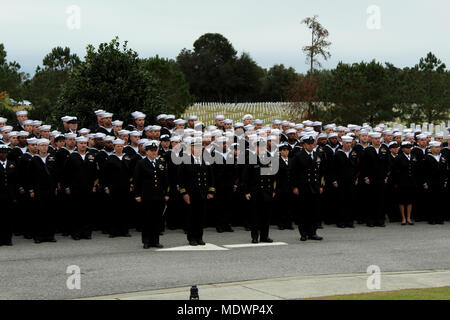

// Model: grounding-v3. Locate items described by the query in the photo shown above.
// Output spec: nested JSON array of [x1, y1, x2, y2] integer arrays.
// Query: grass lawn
[[303, 287, 450, 300]]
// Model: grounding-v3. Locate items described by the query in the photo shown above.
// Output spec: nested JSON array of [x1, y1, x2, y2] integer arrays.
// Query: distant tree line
[[0, 33, 449, 127]]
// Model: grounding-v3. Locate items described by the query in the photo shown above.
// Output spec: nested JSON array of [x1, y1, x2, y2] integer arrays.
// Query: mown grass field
[[303, 287, 450, 300]]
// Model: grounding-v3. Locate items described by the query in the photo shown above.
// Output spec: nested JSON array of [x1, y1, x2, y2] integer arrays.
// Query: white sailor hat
[[328, 133, 339, 139], [271, 129, 281, 135], [302, 120, 313, 126], [435, 132, 444, 138], [94, 109, 105, 116], [312, 121, 322, 127], [341, 136, 354, 143], [67, 116, 78, 123], [170, 135, 181, 142], [61, 116, 72, 122], [138, 138, 149, 145], [31, 120, 42, 126], [267, 135, 278, 141], [234, 122, 244, 128], [359, 129, 369, 135], [16, 110, 28, 116], [273, 120, 282, 125], [244, 125, 255, 131], [101, 112, 113, 118], [64, 133, 77, 139], [416, 134, 427, 140], [369, 132, 382, 138], [78, 128, 90, 135], [131, 111, 146, 119], [429, 141, 442, 147], [405, 133, 415, 139], [215, 136, 228, 143], [187, 115, 198, 121], [281, 121, 290, 126], [39, 125, 51, 131], [294, 124, 304, 129], [37, 138, 50, 145], [324, 124, 336, 130], [174, 119, 186, 125], [147, 125, 161, 131], [27, 137, 39, 144], [424, 131, 432, 136], [184, 128, 195, 135], [224, 119, 233, 125], [7, 131, 18, 138], [383, 129, 393, 135], [393, 132, 402, 137], [113, 139, 126, 145], [75, 136, 88, 143], [388, 141, 399, 148], [0, 117, 7, 123], [104, 136, 115, 142], [129, 131, 141, 137], [18, 131, 29, 137], [94, 133, 106, 139], [112, 120, 123, 127], [206, 125, 217, 132], [23, 120, 33, 125], [87, 134, 96, 139], [0, 125, 12, 132], [118, 130, 130, 136], [304, 127, 314, 133], [286, 129, 297, 135], [242, 114, 253, 121], [254, 119, 263, 125], [215, 115, 225, 121], [156, 114, 168, 121], [318, 133, 328, 139], [166, 115, 175, 120]]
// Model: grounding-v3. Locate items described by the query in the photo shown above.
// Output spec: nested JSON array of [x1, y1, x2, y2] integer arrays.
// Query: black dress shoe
[[143, 244, 151, 249], [436, 221, 444, 225], [407, 221, 415, 226], [225, 227, 234, 233], [401, 222, 407, 226], [367, 223, 375, 228], [337, 224, 346, 229], [252, 239, 259, 244], [308, 235, 323, 241], [48, 238, 57, 243], [151, 244, 164, 249], [260, 238, 274, 243], [72, 236, 81, 241], [34, 239, 42, 244], [278, 226, 285, 230], [197, 240, 206, 246], [346, 224, 355, 228], [300, 236, 308, 242], [377, 224, 386, 228], [189, 241, 198, 246]]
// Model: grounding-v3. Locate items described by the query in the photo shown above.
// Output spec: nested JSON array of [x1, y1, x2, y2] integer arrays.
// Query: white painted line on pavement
[[223, 242, 288, 249], [157, 243, 229, 252]]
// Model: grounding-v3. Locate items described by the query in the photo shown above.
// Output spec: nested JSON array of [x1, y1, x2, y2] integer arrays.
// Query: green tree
[[302, 15, 332, 75], [56, 37, 164, 127], [262, 64, 298, 101], [142, 56, 193, 116], [0, 43, 29, 103], [26, 47, 81, 122], [401, 53, 450, 123]]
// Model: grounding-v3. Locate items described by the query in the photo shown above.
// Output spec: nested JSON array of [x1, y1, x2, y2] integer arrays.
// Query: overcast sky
[[2, 0, 449, 75]]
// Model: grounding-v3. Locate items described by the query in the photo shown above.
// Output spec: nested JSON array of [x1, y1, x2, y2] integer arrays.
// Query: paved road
[[1, 222, 449, 300]]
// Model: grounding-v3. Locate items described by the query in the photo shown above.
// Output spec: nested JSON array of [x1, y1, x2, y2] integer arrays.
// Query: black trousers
[[142, 199, 165, 245], [186, 194, 206, 242], [70, 190, 93, 239], [107, 190, 130, 237], [275, 192, 294, 228], [33, 194, 56, 242], [0, 198, 13, 245], [366, 183, 386, 226], [249, 192, 272, 241], [214, 190, 233, 229], [295, 192, 319, 238], [427, 187, 446, 223], [336, 184, 356, 226]]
